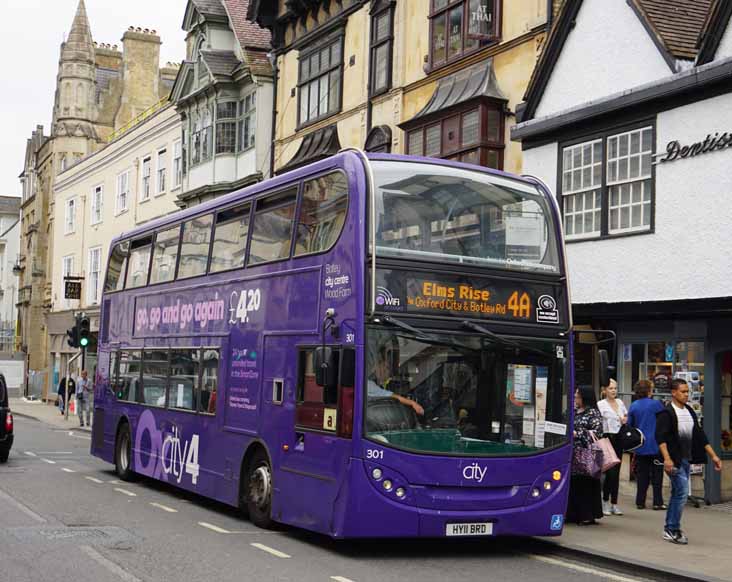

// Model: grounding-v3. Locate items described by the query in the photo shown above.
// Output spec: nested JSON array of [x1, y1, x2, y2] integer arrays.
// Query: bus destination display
[[375, 270, 565, 326]]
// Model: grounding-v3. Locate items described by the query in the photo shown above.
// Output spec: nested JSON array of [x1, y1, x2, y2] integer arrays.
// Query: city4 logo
[[462, 463, 487, 483], [161, 427, 200, 485]]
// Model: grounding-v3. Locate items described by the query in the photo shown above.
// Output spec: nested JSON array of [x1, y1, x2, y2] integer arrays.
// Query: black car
[[0, 373, 13, 463]]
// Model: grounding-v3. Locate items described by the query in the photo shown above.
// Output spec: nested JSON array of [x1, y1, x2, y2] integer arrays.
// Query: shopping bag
[[69, 397, 76, 415], [617, 423, 644, 452], [571, 444, 602, 478], [592, 433, 621, 473]]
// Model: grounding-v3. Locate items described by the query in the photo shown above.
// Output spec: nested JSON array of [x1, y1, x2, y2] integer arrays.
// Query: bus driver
[[367, 345, 424, 417]]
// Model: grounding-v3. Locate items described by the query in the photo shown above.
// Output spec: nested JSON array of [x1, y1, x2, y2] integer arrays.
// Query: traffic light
[[79, 316, 91, 349], [66, 321, 79, 348]]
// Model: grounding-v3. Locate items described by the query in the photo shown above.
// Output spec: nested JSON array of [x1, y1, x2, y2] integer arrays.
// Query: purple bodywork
[[91, 152, 574, 538]]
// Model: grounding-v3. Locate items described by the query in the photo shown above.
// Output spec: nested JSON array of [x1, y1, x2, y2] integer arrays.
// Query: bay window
[[405, 103, 504, 168]]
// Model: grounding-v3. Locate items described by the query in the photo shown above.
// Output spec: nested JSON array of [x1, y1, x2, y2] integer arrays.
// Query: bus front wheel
[[115, 423, 135, 481], [246, 450, 274, 529]]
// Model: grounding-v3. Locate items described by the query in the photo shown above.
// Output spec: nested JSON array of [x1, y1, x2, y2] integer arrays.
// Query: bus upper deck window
[[210, 204, 251, 273], [295, 172, 348, 256], [125, 237, 153, 289], [150, 226, 181, 284], [249, 187, 298, 265], [178, 214, 213, 279], [105, 241, 129, 292]]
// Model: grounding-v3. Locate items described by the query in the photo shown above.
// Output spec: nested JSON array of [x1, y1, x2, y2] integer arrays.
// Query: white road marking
[[530, 555, 645, 582], [331, 577, 357, 582], [61, 468, 76, 473], [149, 502, 177, 513], [37, 451, 73, 455], [198, 521, 231, 534], [0, 488, 46, 523], [41, 458, 56, 464], [107, 480, 121, 484], [250, 543, 291, 559], [85, 476, 104, 484], [81, 545, 142, 582], [24, 451, 36, 457], [114, 488, 137, 497], [67, 431, 91, 440]]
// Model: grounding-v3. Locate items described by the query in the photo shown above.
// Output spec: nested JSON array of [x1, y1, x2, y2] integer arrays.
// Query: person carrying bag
[[597, 379, 628, 515], [567, 386, 605, 525]]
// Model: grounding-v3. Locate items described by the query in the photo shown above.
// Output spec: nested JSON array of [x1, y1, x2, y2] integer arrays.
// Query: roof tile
[[222, 0, 272, 51], [635, 0, 714, 60]]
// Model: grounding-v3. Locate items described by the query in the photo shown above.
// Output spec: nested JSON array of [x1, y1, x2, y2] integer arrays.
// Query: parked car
[[0, 373, 13, 462]]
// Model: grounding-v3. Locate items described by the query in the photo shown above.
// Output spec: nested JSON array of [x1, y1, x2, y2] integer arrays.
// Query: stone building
[[248, 0, 557, 175], [18, 0, 179, 400], [170, 0, 274, 208]]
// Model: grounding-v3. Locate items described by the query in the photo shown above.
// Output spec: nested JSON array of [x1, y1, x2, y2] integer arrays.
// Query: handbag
[[617, 423, 645, 452], [591, 432, 621, 473], [571, 442, 602, 478]]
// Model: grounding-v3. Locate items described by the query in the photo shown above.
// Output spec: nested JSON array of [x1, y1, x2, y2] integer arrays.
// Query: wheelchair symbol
[[550, 514, 563, 531]]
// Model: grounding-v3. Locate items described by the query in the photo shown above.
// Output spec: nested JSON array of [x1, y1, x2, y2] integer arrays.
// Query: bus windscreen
[[371, 161, 560, 274]]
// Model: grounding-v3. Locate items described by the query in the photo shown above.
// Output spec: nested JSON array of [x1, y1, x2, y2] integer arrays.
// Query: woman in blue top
[[627, 379, 666, 510]]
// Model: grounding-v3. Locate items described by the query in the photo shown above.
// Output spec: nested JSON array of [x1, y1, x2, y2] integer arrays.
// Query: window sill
[[64, 231, 76, 236], [215, 151, 236, 157], [565, 228, 653, 244], [237, 145, 256, 154], [154, 191, 166, 198], [296, 110, 341, 132], [139, 197, 151, 205], [427, 40, 501, 75], [114, 208, 129, 217]]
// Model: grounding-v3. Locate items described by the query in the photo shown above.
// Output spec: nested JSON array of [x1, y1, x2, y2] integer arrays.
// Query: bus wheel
[[246, 450, 273, 529], [115, 423, 135, 481]]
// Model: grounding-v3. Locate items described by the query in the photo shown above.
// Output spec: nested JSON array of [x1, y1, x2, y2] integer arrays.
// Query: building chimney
[[114, 27, 162, 129]]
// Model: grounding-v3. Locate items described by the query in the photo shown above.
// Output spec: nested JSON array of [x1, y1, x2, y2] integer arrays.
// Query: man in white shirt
[[368, 346, 423, 416], [656, 379, 722, 545]]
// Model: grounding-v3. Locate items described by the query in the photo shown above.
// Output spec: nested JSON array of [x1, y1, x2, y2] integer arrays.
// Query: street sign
[[65, 280, 82, 300]]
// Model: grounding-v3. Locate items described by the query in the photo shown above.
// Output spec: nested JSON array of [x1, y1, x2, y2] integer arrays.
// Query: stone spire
[[62, 0, 94, 64]]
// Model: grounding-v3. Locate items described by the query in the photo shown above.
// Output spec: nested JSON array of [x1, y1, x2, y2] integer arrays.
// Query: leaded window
[[298, 38, 343, 126]]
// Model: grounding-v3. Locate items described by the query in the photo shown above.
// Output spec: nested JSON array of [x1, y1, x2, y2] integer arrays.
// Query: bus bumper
[[333, 459, 569, 538]]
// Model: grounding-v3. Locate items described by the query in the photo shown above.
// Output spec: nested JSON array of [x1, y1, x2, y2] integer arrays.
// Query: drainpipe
[[547, 0, 554, 27], [269, 51, 278, 178]]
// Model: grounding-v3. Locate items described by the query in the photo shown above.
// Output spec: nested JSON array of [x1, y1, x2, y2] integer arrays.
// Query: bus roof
[[110, 152, 548, 248]]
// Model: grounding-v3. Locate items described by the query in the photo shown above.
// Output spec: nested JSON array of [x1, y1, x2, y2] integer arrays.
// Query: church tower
[[52, 0, 98, 151]]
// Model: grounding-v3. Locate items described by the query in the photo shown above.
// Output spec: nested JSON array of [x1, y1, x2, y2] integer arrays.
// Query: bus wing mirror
[[598, 349, 611, 388], [314, 347, 338, 387]]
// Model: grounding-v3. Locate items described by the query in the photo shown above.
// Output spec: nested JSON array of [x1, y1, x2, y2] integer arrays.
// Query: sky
[[0, 0, 187, 197]]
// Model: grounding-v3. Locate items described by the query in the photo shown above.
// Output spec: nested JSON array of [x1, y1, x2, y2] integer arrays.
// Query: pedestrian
[[597, 378, 627, 515], [76, 370, 91, 427], [566, 385, 604, 525], [56, 375, 76, 415], [656, 379, 723, 544], [627, 379, 665, 510]]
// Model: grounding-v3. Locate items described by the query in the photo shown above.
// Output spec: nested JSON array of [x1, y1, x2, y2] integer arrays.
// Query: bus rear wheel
[[115, 424, 135, 481], [246, 450, 274, 529]]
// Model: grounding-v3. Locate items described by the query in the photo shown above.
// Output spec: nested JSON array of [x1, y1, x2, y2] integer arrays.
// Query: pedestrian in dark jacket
[[627, 379, 665, 509], [656, 379, 722, 545], [56, 376, 76, 414]]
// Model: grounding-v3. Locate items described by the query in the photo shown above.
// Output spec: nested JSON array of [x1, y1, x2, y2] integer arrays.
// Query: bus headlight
[[543, 481, 552, 491], [371, 468, 383, 480], [531, 487, 541, 498], [383, 479, 393, 491], [395, 487, 406, 498]]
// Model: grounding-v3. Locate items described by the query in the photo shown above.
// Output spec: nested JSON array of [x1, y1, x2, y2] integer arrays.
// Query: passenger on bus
[[367, 345, 424, 417]]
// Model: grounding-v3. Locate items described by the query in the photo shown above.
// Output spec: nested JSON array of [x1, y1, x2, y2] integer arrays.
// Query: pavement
[[9, 397, 730, 581]]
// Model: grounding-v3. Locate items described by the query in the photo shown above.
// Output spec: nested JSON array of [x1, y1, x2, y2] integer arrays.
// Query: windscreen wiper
[[462, 320, 550, 357], [379, 315, 475, 352]]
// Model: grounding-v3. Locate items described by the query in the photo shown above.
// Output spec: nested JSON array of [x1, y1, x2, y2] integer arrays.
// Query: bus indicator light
[[552, 471, 561, 481]]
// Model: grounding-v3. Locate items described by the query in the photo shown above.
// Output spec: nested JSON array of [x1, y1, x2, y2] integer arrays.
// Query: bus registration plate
[[445, 522, 493, 537]]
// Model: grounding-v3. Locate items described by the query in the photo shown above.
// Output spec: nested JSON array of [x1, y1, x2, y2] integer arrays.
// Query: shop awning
[[278, 124, 341, 174], [403, 59, 507, 127]]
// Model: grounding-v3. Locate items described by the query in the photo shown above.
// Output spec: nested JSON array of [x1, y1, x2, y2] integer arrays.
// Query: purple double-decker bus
[[91, 151, 573, 538]]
